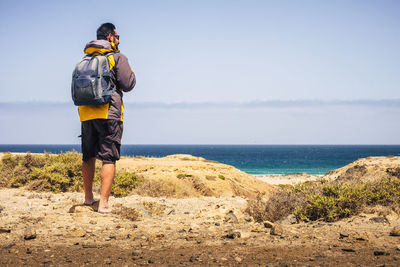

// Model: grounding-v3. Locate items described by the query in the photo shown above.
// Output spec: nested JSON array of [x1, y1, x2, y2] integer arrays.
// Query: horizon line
[[1, 99, 400, 109]]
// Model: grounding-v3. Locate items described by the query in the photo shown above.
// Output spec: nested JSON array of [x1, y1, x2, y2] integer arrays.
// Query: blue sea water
[[1, 144, 399, 175]]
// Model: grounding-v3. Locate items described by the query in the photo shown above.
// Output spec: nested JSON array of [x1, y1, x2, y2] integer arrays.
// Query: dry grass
[[134, 180, 179, 197], [141, 201, 166, 216]]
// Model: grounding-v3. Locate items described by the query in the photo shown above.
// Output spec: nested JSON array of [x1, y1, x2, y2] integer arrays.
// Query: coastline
[[253, 173, 323, 185]]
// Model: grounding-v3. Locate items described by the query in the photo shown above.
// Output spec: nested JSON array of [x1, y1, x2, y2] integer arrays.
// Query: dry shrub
[[191, 177, 214, 196], [113, 204, 140, 221], [134, 180, 178, 197], [246, 189, 307, 223], [141, 201, 166, 216]]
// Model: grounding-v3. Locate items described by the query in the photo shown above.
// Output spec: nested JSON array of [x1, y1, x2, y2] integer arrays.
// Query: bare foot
[[84, 199, 95, 206], [98, 200, 112, 213], [98, 206, 112, 213], [84, 194, 94, 205]]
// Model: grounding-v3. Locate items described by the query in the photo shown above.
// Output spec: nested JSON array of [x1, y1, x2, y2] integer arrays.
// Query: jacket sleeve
[[115, 53, 136, 92]]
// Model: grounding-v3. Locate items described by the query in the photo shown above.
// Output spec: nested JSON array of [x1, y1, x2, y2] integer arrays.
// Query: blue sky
[[0, 0, 399, 144]]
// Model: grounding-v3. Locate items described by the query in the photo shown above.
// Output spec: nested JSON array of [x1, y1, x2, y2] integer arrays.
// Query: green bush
[[0, 152, 142, 197], [111, 171, 143, 197], [247, 177, 400, 223]]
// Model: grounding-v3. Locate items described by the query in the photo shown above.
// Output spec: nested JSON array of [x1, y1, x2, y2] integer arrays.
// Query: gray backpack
[[71, 52, 116, 106]]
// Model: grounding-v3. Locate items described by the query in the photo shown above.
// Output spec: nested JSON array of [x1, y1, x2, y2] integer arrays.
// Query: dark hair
[[97, 23, 116, 40]]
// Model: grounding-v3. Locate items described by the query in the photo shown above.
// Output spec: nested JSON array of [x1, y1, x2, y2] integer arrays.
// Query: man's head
[[97, 23, 120, 47]]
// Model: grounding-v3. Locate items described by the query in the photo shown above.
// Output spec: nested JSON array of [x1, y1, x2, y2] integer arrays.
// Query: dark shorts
[[81, 119, 123, 164]]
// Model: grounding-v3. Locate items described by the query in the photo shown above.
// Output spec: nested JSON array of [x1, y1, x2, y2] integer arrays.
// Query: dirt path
[[1, 188, 400, 266]]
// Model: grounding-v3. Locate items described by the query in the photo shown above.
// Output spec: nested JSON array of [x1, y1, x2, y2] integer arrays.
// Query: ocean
[[0, 145, 399, 176]]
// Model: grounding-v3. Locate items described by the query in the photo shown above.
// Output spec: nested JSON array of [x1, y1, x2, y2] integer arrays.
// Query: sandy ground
[[1, 154, 400, 266], [1, 188, 400, 266]]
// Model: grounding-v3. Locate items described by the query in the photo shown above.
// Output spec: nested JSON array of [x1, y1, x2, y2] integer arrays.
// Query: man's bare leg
[[98, 162, 115, 213], [82, 157, 96, 205]]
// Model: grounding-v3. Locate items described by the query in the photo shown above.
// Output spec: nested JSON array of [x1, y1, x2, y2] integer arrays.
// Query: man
[[79, 23, 136, 213]]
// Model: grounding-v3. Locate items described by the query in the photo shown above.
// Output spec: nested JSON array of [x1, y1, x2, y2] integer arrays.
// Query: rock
[[24, 228, 37, 240], [244, 214, 252, 222], [374, 251, 389, 256], [270, 224, 283, 236], [220, 257, 228, 261], [279, 214, 297, 225], [339, 233, 349, 238], [369, 217, 390, 224], [225, 229, 241, 239], [390, 227, 400, 236], [342, 248, 356, 252], [167, 209, 175, 215], [263, 221, 274, 228], [396, 245, 400, 251], [2, 243, 16, 250], [0, 228, 11, 233], [354, 232, 369, 241], [82, 244, 97, 248], [70, 229, 86, 237], [234, 256, 242, 262], [224, 210, 239, 224]]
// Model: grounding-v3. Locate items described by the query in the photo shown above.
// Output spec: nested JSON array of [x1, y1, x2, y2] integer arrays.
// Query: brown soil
[[1, 188, 400, 266], [2, 155, 400, 266]]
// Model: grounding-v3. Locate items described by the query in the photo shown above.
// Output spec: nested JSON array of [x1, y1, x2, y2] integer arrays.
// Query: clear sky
[[0, 0, 399, 144]]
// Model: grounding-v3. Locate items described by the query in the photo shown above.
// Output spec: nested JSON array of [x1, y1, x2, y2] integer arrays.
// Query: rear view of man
[[78, 23, 136, 212]]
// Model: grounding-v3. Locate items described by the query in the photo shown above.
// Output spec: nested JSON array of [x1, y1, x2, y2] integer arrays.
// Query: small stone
[[215, 222, 220, 226], [225, 229, 241, 239], [148, 259, 154, 264], [369, 217, 390, 224], [3, 243, 16, 250], [82, 244, 97, 248], [339, 233, 349, 238], [251, 226, 263, 232], [396, 245, 400, 251], [89, 220, 97, 225], [270, 224, 284, 236], [70, 229, 86, 237], [279, 214, 297, 225], [224, 210, 239, 224], [26, 248, 32, 254], [263, 221, 274, 228], [374, 251, 388, 256], [234, 256, 242, 262], [0, 228, 11, 233], [153, 233, 165, 239], [167, 209, 175, 215], [244, 215, 252, 222], [342, 248, 356, 252], [354, 232, 369, 241], [24, 228, 36, 240], [220, 257, 228, 261], [390, 227, 400, 236]]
